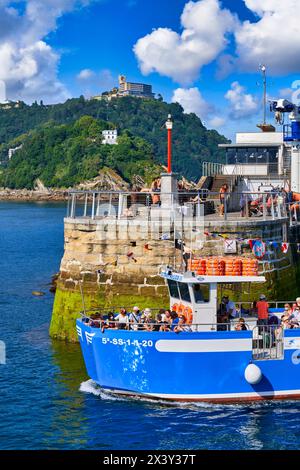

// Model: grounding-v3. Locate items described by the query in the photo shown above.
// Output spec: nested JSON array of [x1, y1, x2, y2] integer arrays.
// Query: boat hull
[[76, 320, 300, 403]]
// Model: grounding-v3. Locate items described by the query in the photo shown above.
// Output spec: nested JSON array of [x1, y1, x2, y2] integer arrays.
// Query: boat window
[[168, 280, 180, 299], [178, 282, 191, 303], [193, 284, 210, 303]]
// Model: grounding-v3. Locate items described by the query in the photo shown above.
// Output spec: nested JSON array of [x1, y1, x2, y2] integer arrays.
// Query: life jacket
[[183, 306, 193, 325]]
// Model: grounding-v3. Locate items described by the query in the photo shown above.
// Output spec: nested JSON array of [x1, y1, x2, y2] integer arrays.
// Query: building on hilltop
[[118, 75, 155, 99], [92, 75, 155, 101], [0, 100, 22, 110], [102, 129, 118, 145]]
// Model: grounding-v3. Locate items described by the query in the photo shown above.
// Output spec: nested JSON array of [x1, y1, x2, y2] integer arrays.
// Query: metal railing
[[66, 190, 290, 223], [202, 162, 225, 177], [252, 325, 284, 360], [79, 314, 252, 333]]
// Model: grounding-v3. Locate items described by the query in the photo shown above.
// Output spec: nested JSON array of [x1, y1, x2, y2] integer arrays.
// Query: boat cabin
[[161, 268, 266, 331]]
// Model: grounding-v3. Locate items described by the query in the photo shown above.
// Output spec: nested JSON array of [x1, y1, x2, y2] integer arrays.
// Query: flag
[[248, 240, 256, 249], [281, 243, 289, 254]]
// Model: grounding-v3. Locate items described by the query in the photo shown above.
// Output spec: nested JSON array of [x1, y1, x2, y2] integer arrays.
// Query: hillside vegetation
[[0, 96, 228, 188]]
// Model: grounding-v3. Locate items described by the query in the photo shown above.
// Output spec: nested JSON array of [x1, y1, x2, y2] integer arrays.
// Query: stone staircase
[[209, 174, 242, 212]]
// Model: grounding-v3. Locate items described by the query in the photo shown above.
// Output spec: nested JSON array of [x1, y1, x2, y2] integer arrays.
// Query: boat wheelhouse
[[77, 269, 300, 402]]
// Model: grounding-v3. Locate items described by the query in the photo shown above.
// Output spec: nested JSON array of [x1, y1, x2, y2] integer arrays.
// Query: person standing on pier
[[219, 184, 229, 216]]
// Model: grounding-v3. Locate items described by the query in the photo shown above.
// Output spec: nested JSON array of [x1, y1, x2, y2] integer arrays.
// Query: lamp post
[[165, 114, 173, 173]]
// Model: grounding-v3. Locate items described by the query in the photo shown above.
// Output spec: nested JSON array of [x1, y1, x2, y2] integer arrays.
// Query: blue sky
[[1, 1, 300, 139]]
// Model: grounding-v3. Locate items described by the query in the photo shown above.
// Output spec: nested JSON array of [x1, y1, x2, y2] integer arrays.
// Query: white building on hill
[[102, 130, 118, 145]]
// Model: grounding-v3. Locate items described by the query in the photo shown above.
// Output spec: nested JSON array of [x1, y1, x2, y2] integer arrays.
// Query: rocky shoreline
[[0, 188, 69, 201]]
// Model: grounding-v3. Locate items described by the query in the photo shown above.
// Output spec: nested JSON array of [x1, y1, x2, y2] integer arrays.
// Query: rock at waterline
[[32, 291, 45, 297]]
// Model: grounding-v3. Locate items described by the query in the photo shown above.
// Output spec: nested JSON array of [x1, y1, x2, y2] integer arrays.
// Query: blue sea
[[1, 201, 300, 450]]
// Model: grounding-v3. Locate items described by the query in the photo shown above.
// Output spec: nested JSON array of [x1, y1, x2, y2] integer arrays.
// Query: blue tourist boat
[[76, 269, 300, 403]]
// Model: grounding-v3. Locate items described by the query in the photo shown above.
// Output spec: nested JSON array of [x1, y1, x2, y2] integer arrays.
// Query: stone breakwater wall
[[50, 214, 300, 342], [0, 188, 69, 201], [50, 215, 201, 341]]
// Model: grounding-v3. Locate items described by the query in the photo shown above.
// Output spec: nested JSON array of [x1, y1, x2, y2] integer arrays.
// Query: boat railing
[[252, 325, 284, 361], [78, 310, 257, 332], [66, 189, 289, 223]]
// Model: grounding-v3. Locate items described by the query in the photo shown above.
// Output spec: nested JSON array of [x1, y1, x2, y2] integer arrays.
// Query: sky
[[1, 0, 300, 139]]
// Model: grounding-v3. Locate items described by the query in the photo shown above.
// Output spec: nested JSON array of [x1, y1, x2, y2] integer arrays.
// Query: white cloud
[[225, 81, 258, 119], [208, 116, 226, 128], [172, 87, 212, 118], [235, 0, 300, 74], [134, 0, 300, 83], [134, 0, 237, 84], [0, 1, 100, 103], [77, 69, 96, 80]]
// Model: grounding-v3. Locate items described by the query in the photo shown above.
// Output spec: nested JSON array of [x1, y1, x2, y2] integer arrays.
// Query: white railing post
[[263, 194, 267, 219], [84, 193, 88, 217], [70, 193, 76, 218], [91, 193, 96, 220]]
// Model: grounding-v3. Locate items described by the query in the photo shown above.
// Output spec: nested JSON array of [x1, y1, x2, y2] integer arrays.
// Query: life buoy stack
[[225, 258, 243, 276], [206, 258, 225, 276], [242, 258, 258, 276]]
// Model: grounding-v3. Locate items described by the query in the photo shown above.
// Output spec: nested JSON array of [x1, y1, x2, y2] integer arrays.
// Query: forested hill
[[0, 96, 229, 188]]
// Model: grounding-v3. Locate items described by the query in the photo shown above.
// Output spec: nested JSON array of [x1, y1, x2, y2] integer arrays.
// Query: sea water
[[0, 201, 300, 450]]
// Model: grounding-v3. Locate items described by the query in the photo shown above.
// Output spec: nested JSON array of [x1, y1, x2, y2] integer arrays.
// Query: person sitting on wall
[[150, 178, 161, 205]]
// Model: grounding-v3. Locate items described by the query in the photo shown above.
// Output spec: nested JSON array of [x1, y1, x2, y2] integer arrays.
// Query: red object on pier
[[166, 115, 173, 174]]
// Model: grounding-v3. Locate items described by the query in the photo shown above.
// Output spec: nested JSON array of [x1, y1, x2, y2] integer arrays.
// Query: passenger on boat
[[280, 315, 291, 330], [102, 312, 116, 331], [223, 295, 237, 319], [217, 312, 230, 331], [256, 294, 269, 326], [290, 306, 300, 325], [141, 308, 154, 331], [115, 308, 129, 330], [174, 314, 192, 333], [162, 309, 172, 324], [170, 311, 180, 331], [152, 313, 163, 332], [129, 306, 142, 330], [89, 313, 104, 329], [284, 303, 293, 317], [292, 297, 300, 311], [234, 317, 247, 331]]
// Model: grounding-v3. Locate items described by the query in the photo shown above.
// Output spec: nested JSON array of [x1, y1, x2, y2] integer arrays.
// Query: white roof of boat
[[161, 270, 266, 284]]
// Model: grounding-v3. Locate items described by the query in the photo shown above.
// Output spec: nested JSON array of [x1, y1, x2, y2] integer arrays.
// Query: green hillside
[[0, 96, 229, 188]]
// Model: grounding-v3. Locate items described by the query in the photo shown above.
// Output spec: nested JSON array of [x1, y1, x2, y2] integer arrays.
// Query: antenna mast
[[260, 64, 267, 125], [257, 64, 275, 132]]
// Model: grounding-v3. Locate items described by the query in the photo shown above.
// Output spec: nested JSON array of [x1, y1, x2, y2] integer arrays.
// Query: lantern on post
[[165, 114, 173, 174]]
